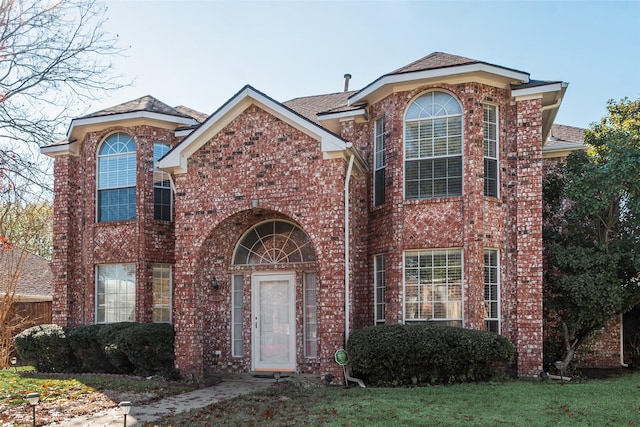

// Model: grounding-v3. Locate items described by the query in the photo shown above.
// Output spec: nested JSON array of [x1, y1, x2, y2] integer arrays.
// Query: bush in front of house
[[96, 322, 139, 374], [114, 322, 177, 378], [14, 322, 177, 377], [67, 324, 117, 373], [14, 324, 76, 372], [347, 323, 514, 386]]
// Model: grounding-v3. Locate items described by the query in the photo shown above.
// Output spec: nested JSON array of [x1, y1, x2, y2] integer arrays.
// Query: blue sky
[[99, 0, 640, 129]]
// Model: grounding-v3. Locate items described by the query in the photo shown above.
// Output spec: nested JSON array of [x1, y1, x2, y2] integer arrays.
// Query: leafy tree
[[544, 98, 640, 371], [0, 0, 125, 368]]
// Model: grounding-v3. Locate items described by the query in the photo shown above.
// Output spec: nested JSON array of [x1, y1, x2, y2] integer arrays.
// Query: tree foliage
[[544, 98, 640, 368]]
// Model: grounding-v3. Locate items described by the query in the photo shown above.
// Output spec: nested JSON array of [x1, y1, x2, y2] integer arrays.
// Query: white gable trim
[[349, 63, 530, 105], [68, 111, 198, 139], [159, 86, 350, 174], [511, 82, 567, 100]]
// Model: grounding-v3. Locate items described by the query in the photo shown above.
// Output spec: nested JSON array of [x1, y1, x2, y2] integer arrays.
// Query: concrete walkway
[[49, 374, 277, 426]]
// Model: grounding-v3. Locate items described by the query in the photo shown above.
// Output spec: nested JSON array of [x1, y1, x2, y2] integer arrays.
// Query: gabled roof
[[543, 124, 586, 158], [349, 51, 532, 105], [0, 247, 52, 302], [283, 91, 357, 124], [159, 85, 365, 174], [79, 95, 193, 120]]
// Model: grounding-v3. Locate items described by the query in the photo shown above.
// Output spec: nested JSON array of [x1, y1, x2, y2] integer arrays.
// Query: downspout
[[621, 313, 629, 367], [344, 151, 355, 346]]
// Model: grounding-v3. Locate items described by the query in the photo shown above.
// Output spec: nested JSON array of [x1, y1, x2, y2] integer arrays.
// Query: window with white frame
[[97, 133, 136, 222], [304, 272, 318, 358], [152, 264, 172, 323], [404, 249, 462, 326], [484, 249, 499, 333], [374, 254, 385, 324], [153, 142, 172, 221], [96, 264, 135, 323], [232, 275, 244, 357], [404, 91, 463, 199], [483, 104, 498, 197], [374, 117, 386, 206]]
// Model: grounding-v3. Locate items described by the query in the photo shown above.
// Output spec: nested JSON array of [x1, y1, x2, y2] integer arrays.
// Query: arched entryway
[[233, 220, 317, 372]]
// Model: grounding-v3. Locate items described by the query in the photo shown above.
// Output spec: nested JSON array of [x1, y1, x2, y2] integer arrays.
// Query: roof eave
[[349, 63, 530, 105]]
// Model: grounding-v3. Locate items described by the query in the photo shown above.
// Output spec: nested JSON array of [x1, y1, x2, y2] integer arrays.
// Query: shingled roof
[[283, 91, 356, 124], [80, 95, 194, 120], [0, 247, 52, 302], [548, 124, 585, 144]]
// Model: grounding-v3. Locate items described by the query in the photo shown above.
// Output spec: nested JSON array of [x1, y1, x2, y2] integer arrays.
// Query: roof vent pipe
[[343, 74, 352, 92]]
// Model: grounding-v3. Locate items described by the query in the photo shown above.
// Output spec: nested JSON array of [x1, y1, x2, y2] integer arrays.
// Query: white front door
[[252, 273, 296, 371]]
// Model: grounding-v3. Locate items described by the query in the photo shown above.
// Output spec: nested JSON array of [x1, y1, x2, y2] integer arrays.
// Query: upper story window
[[97, 133, 136, 222], [404, 91, 463, 199], [373, 117, 386, 206], [153, 142, 172, 221], [483, 105, 498, 197]]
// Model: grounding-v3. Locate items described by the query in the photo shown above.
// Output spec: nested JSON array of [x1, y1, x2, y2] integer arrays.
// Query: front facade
[[42, 52, 568, 378]]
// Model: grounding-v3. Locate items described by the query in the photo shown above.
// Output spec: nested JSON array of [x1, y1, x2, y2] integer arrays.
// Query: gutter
[[344, 153, 355, 345]]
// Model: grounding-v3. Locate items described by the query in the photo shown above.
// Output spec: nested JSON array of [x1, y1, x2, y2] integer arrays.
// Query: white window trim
[[96, 132, 137, 222], [374, 254, 385, 324], [231, 274, 244, 358], [303, 272, 318, 358], [402, 249, 464, 325], [152, 264, 172, 324], [402, 90, 464, 200], [373, 116, 386, 207], [484, 248, 500, 333], [483, 104, 499, 198]]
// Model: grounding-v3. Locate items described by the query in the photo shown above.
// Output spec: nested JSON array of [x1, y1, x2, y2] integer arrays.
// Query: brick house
[[41, 52, 569, 378]]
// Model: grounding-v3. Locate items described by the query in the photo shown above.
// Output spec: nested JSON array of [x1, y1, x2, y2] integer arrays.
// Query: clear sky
[[98, 0, 640, 129]]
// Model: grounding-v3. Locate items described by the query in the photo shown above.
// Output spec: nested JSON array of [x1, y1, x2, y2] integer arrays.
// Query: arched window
[[404, 91, 463, 199], [233, 220, 316, 265], [97, 132, 136, 222]]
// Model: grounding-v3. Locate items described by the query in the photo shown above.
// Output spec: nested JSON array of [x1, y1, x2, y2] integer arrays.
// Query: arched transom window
[[404, 91, 463, 199], [97, 132, 136, 222], [233, 220, 316, 265]]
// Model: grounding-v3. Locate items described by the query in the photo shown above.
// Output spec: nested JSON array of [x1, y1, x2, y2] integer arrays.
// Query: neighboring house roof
[[174, 105, 209, 123], [0, 247, 52, 302]]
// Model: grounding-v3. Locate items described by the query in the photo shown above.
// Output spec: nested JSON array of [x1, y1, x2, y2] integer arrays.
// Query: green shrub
[[115, 323, 177, 379], [67, 324, 116, 373], [95, 322, 138, 374], [14, 324, 75, 372], [347, 323, 514, 386]]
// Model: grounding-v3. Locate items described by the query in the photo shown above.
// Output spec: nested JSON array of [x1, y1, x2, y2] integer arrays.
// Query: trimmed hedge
[[14, 322, 177, 378], [14, 324, 75, 373], [347, 323, 514, 386]]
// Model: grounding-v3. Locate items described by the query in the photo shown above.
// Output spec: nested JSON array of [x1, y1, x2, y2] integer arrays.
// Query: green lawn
[[147, 373, 640, 426], [3, 368, 640, 426]]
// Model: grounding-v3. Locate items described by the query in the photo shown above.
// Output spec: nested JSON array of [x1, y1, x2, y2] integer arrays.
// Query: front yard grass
[[147, 371, 640, 426]]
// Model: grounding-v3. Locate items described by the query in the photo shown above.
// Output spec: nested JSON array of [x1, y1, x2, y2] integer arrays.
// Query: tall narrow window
[[374, 254, 386, 324], [153, 142, 172, 221], [304, 272, 318, 358], [232, 275, 244, 357], [483, 105, 498, 197], [374, 117, 386, 206], [96, 264, 135, 323], [97, 133, 136, 222], [404, 91, 463, 199], [484, 250, 500, 333], [404, 249, 462, 326], [152, 264, 171, 323]]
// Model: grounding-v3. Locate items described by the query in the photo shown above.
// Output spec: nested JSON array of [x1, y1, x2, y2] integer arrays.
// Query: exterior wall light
[[119, 401, 132, 426], [25, 392, 39, 426], [211, 277, 219, 290], [252, 198, 259, 209]]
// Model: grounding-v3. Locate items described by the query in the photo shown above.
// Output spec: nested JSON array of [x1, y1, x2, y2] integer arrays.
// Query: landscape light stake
[[119, 401, 132, 427], [25, 392, 39, 427], [10, 357, 17, 373]]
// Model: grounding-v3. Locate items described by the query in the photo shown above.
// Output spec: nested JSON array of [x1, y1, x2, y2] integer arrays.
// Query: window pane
[[484, 249, 500, 333], [153, 264, 171, 323], [304, 273, 318, 357], [96, 264, 136, 324], [97, 133, 136, 222], [232, 275, 244, 357]]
